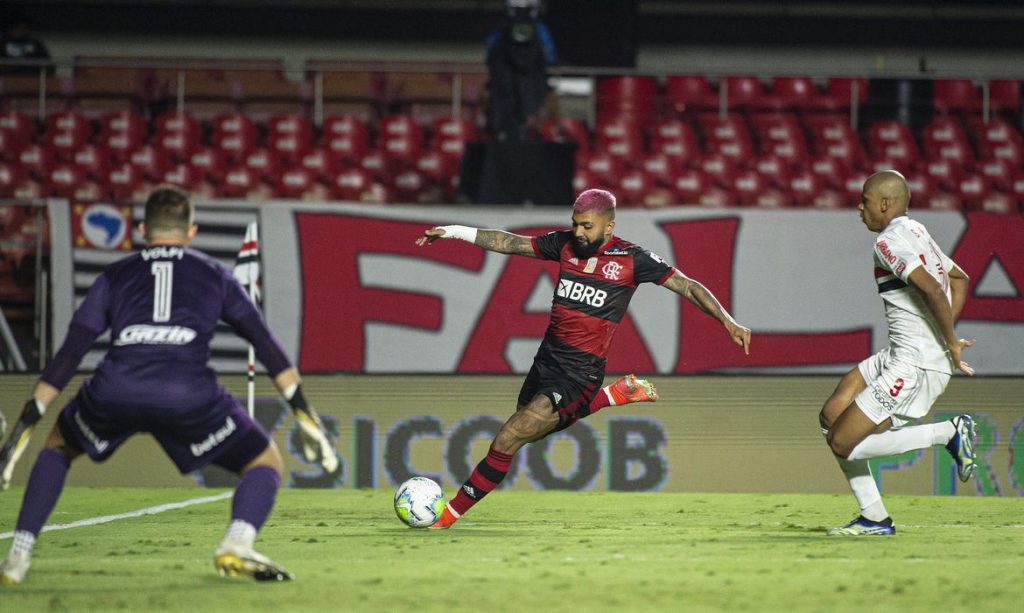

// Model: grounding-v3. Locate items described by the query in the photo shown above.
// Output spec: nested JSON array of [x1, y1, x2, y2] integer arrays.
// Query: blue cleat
[[827, 516, 896, 536], [945, 414, 976, 483]]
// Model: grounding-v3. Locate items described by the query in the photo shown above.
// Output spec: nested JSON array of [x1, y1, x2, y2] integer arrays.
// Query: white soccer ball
[[394, 477, 445, 528]]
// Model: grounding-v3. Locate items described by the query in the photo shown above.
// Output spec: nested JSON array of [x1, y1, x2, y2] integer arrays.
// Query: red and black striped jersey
[[531, 231, 676, 366]]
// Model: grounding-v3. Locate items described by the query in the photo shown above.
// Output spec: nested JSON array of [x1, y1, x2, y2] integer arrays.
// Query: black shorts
[[517, 344, 604, 431]]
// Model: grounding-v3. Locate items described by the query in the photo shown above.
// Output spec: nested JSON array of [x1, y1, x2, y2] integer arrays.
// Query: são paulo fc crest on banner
[[72, 203, 133, 250]]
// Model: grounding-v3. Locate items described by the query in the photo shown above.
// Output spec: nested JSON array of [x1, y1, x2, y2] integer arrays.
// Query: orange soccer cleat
[[606, 374, 659, 405], [428, 504, 459, 530]]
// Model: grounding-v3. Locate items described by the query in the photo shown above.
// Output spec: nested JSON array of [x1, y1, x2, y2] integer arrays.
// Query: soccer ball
[[394, 477, 445, 528]]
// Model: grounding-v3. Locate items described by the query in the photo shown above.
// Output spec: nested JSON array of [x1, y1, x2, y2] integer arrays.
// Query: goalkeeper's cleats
[[945, 414, 976, 483], [0, 550, 30, 586], [827, 516, 895, 536], [607, 374, 659, 406], [294, 409, 339, 473], [428, 505, 459, 530], [215, 541, 293, 582]]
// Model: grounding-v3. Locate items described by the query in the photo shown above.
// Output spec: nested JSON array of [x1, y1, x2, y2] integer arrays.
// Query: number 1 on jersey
[[151, 261, 173, 322]]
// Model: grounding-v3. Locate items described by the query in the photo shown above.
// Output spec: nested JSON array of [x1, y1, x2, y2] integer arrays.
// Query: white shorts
[[855, 348, 951, 428]]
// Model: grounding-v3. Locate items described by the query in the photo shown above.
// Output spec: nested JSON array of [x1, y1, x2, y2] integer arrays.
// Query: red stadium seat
[[957, 174, 992, 209], [933, 79, 981, 115], [333, 167, 373, 201], [573, 169, 601, 193], [973, 118, 1022, 147], [299, 148, 343, 180], [601, 137, 643, 165], [379, 115, 423, 145], [933, 141, 975, 169], [219, 165, 262, 198], [976, 191, 1018, 214], [392, 169, 430, 203], [154, 112, 202, 141], [595, 116, 642, 147], [163, 163, 207, 192], [212, 129, 259, 163], [922, 158, 964, 191], [105, 162, 145, 201], [709, 138, 755, 162], [188, 147, 229, 182], [788, 169, 825, 206], [72, 143, 111, 179], [905, 172, 936, 204], [648, 119, 698, 146], [74, 181, 108, 202], [821, 78, 869, 113], [732, 169, 769, 206], [698, 112, 751, 144], [651, 136, 699, 165], [45, 128, 90, 161], [414, 150, 454, 184], [45, 111, 90, 141], [754, 154, 793, 189], [325, 133, 369, 164], [155, 130, 201, 162], [12, 178, 47, 199], [359, 151, 391, 181], [581, 151, 623, 186], [809, 154, 851, 190], [212, 113, 258, 139], [277, 166, 317, 199], [100, 111, 146, 139], [770, 76, 820, 111], [99, 130, 143, 162], [664, 75, 718, 114], [16, 144, 53, 180], [987, 140, 1024, 166], [47, 163, 87, 198], [267, 131, 312, 163], [977, 158, 1018, 190], [244, 148, 283, 181], [0, 161, 26, 197], [1011, 175, 1024, 205], [615, 169, 652, 207], [639, 152, 680, 187], [129, 145, 172, 181], [699, 153, 738, 188], [596, 76, 658, 125], [720, 76, 778, 111], [0, 128, 23, 160], [672, 168, 713, 203], [322, 114, 369, 143], [809, 190, 847, 209], [843, 171, 871, 206], [432, 116, 477, 161], [381, 136, 422, 167], [989, 80, 1021, 116], [0, 110, 36, 146], [267, 114, 313, 140]]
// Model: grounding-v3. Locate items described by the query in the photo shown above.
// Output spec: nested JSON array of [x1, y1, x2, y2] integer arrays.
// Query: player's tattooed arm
[[663, 271, 751, 354], [474, 230, 538, 257], [417, 226, 537, 257]]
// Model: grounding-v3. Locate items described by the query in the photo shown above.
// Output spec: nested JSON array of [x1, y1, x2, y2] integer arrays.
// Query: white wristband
[[438, 225, 478, 244]]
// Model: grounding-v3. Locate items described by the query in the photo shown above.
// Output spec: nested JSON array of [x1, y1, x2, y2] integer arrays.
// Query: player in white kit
[[818, 170, 977, 536]]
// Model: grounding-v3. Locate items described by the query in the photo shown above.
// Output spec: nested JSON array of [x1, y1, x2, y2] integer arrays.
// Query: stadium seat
[[648, 118, 699, 146], [155, 129, 202, 162], [163, 163, 207, 192], [72, 143, 111, 179], [212, 129, 259, 163], [0, 161, 26, 198], [601, 136, 644, 165], [699, 153, 738, 188], [770, 76, 820, 111], [842, 171, 871, 206], [267, 114, 313, 140], [698, 112, 751, 144], [243, 148, 283, 181], [986, 140, 1023, 166], [219, 165, 264, 199], [932, 141, 975, 169], [922, 158, 964, 191], [212, 112, 258, 139], [709, 138, 755, 162], [277, 166, 317, 199], [15, 144, 53, 180], [188, 147, 229, 183], [12, 178, 47, 199], [99, 129, 143, 162], [267, 131, 312, 163], [128, 144, 172, 181], [380, 114, 424, 144], [664, 75, 718, 114], [322, 114, 370, 144], [358, 151, 391, 181], [299, 148, 343, 180], [380, 135, 422, 167], [581, 151, 623, 187], [0, 110, 36, 146], [639, 152, 680, 187], [754, 154, 793, 189], [1011, 175, 1024, 205], [615, 169, 652, 207], [905, 172, 936, 203], [47, 163, 87, 198], [809, 154, 851, 189], [154, 112, 202, 141], [933, 79, 982, 115], [820, 78, 869, 113], [573, 168, 601, 193], [392, 169, 432, 203], [105, 162, 145, 201], [432, 116, 476, 161], [977, 158, 1018, 190], [325, 132, 369, 164], [414, 150, 454, 184], [720, 76, 778, 111], [74, 180, 108, 202], [0, 128, 23, 160], [732, 169, 769, 206], [100, 110, 146, 139], [45, 128, 90, 161], [809, 189, 846, 209], [989, 80, 1021, 116], [957, 173, 993, 209], [333, 167, 373, 201], [788, 169, 825, 207], [976, 191, 1018, 214], [672, 168, 713, 203], [595, 116, 642, 147], [651, 135, 699, 165], [596, 76, 658, 126], [45, 111, 90, 139]]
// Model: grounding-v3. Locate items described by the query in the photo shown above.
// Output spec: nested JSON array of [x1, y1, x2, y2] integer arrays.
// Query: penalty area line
[[0, 491, 232, 540]]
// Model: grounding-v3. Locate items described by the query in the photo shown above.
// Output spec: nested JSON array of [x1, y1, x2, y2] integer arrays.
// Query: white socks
[[222, 520, 256, 550], [835, 456, 889, 522], [10, 530, 35, 557], [846, 422, 955, 461]]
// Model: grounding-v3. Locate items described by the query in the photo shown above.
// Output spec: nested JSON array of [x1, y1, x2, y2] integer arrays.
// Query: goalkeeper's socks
[[15, 449, 70, 537], [231, 466, 280, 531], [447, 445, 514, 518]]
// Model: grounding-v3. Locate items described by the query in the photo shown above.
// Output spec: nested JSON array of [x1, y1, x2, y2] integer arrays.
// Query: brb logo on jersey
[[557, 279, 607, 307]]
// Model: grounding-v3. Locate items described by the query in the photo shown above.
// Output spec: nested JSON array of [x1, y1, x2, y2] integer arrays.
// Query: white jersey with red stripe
[[872, 216, 956, 374]]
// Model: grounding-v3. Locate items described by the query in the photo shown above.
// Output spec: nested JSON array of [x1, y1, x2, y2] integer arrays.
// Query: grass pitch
[[1, 488, 1021, 612]]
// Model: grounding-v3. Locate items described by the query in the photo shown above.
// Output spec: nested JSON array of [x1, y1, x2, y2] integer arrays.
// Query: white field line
[[0, 492, 232, 540]]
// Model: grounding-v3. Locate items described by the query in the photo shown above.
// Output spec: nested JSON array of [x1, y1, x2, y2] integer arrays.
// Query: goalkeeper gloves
[[285, 385, 339, 473], [0, 399, 45, 490]]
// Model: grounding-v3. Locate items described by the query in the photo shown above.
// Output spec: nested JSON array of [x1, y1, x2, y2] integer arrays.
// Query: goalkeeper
[[0, 186, 337, 586]]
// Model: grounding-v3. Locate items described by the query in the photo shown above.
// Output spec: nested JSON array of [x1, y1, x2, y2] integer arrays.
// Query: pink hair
[[573, 189, 616, 214]]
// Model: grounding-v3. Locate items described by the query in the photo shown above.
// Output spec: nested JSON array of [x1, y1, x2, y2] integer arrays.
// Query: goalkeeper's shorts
[[57, 382, 271, 474]]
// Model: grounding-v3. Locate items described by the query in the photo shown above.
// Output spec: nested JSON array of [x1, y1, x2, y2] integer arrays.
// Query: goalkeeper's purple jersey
[[41, 245, 291, 412]]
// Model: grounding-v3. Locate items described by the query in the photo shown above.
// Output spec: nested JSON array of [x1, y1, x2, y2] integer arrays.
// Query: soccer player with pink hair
[[417, 188, 752, 528]]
